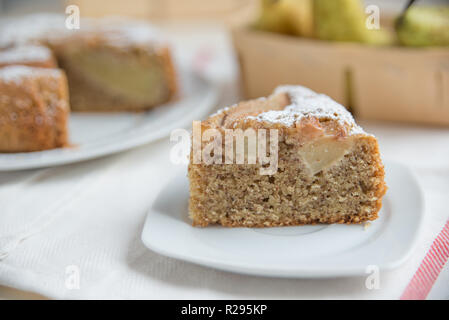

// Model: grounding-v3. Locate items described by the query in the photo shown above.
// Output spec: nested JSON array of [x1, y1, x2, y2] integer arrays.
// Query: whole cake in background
[[188, 85, 387, 227], [0, 14, 177, 112], [0, 66, 70, 152], [0, 14, 177, 152]]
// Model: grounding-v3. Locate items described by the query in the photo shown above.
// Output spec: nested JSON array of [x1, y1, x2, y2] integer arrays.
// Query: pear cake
[[0, 66, 69, 152], [0, 14, 177, 112], [188, 85, 386, 227]]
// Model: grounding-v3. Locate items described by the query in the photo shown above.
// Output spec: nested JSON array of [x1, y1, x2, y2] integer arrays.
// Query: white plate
[[0, 70, 218, 171], [142, 161, 424, 278]]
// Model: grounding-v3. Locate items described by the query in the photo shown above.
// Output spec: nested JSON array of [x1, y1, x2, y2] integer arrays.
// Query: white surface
[[0, 23, 447, 300], [0, 70, 218, 171], [142, 161, 424, 278]]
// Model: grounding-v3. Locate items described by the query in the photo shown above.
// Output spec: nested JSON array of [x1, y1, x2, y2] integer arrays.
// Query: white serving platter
[[0, 69, 218, 171]]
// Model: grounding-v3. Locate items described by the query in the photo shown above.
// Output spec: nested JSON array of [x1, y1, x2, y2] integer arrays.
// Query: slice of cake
[[0, 45, 57, 68], [0, 14, 177, 112], [188, 85, 386, 227], [0, 66, 69, 152]]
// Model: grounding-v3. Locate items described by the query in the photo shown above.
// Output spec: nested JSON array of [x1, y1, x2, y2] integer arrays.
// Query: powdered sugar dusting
[[0, 45, 53, 64], [273, 85, 316, 98], [248, 85, 366, 135], [0, 65, 62, 85]]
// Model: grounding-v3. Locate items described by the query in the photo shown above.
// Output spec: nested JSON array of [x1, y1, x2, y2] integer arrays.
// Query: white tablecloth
[[0, 24, 448, 300]]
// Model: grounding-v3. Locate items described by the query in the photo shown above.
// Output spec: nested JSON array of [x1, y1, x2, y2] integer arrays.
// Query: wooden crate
[[232, 26, 449, 125]]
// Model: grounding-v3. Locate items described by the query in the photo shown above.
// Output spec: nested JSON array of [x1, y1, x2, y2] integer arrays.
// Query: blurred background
[[0, 0, 448, 300]]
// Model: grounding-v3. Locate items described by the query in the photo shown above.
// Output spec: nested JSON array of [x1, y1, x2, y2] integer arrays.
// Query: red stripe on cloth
[[401, 220, 449, 300]]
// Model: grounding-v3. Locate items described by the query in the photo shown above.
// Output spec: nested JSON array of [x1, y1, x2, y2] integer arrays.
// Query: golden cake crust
[[0, 66, 69, 152]]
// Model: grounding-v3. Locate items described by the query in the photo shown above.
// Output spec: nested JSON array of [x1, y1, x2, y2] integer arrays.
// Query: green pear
[[254, 0, 296, 34], [254, 0, 313, 37], [396, 6, 449, 47], [313, 0, 393, 45]]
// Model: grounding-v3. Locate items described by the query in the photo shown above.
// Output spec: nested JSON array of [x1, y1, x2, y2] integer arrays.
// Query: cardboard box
[[232, 26, 449, 125]]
